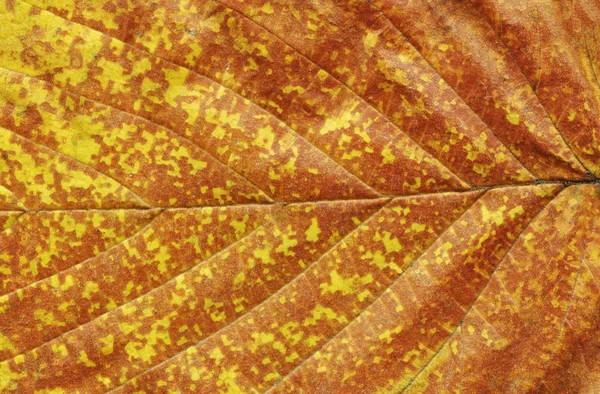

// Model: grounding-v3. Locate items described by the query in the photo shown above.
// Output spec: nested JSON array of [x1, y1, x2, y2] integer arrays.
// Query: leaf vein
[[0, 122, 151, 209], [367, 1, 538, 181], [208, 0, 471, 188], [476, 7, 594, 177], [400, 187, 560, 393], [106, 199, 393, 393], [14, 0, 382, 199], [534, 258, 583, 393], [0, 211, 163, 359], [0, 216, 264, 367], [0, 64, 276, 205], [265, 191, 484, 393]]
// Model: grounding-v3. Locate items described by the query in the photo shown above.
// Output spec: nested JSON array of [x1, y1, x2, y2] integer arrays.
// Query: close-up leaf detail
[[0, 0, 599, 392]]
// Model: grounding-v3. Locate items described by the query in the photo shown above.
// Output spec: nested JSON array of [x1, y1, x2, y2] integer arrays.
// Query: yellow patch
[[506, 112, 520, 125]]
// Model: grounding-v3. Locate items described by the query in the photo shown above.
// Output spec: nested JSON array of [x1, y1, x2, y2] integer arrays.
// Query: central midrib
[[3, 179, 599, 213]]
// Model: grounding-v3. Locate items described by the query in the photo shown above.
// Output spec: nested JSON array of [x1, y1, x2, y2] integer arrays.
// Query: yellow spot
[[381, 232, 401, 253], [508, 205, 524, 219], [305, 218, 321, 242], [58, 300, 75, 312], [35, 309, 66, 329], [363, 31, 378, 50], [209, 347, 224, 364], [99, 334, 114, 355], [379, 325, 403, 343], [316, 69, 328, 81], [123, 281, 135, 297], [320, 270, 374, 296], [304, 304, 347, 326], [320, 104, 360, 135], [282, 85, 305, 94], [381, 146, 396, 164], [261, 3, 275, 14], [249, 332, 275, 354], [410, 223, 426, 232], [60, 275, 75, 291], [52, 343, 69, 357], [233, 272, 246, 286], [265, 372, 281, 382], [78, 350, 97, 367], [119, 321, 142, 335], [481, 205, 505, 225], [481, 329, 489, 340], [141, 77, 161, 95], [0, 332, 16, 352], [95, 58, 129, 95], [82, 281, 99, 299], [506, 112, 520, 125], [252, 125, 275, 151]]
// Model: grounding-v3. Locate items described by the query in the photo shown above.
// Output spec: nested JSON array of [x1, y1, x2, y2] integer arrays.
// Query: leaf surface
[[0, 0, 599, 393]]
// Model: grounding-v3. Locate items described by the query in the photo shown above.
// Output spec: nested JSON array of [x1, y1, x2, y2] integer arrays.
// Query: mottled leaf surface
[[0, 0, 599, 393]]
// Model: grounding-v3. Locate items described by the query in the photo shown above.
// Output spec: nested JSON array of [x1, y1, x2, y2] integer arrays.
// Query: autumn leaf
[[0, 0, 599, 393]]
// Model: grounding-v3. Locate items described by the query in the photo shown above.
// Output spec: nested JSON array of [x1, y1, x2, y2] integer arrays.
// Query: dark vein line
[[0, 123, 151, 209], [14, 0, 382, 199], [0, 65, 275, 205], [265, 191, 485, 393], [5, 178, 588, 212], [534, 258, 582, 393], [1, 218, 263, 367], [0, 179, 597, 213], [367, 1, 539, 181], [107, 199, 393, 393], [400, 188, 560, 393]]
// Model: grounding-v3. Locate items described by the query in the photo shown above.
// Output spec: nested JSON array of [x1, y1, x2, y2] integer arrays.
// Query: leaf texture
[[0, 0, 599, 393]]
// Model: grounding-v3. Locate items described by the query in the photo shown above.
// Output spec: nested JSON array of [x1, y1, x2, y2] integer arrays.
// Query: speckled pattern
[[0, 0, 599, 393]]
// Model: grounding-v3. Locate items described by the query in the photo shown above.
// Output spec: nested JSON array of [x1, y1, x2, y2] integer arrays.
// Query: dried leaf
[[0, 0, 599, 393]]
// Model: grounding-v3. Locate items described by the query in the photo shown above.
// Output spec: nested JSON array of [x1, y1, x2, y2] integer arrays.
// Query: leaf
[[0, 0, 599, 393]]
